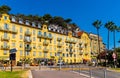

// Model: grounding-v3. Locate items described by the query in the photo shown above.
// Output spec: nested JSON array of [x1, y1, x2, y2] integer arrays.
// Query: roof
[[77, 31, 83, 37]]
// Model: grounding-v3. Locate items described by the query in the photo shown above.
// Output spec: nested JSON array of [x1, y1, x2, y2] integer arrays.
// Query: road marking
[[71, 71, 95, 78]]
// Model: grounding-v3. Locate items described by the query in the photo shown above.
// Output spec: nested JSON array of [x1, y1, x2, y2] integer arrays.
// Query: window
[[4, 16, 7, 20], [4, 23, 9, 29], [20, 35, 22, 40], [66, 49, 68, 52], [12, 25, 15, 31], [4, 32, 7, 38], [49, 33, 52, 37], [12, 42, 15, 47], [44, 32, 47, 36], [3, 50, 7, 55], [26, 51, 30, 55], [33, 37, 36, 41], [20, 27, 22, 33], [39, 52, 42, 56], [44, 53, 47, 57], [33, 44, 36, 49], [70, 54, 72, 57], [20, 43, 23, 48], [38, 31, 41, 35], [33, 30, 35, 35], [12, 34, 16, 38], [63, 53, 65, 57], [50, 52, 52, 56], [20, 50, 23, 56], [33, 51, 36, 56]]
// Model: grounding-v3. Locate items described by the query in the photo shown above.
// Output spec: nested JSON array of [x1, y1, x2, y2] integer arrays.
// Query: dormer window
[[19, 18, 23, 24], [25, 20, 30, 25], [48, 27, 51, 30], [38, 23, 41, 28], [11, 16, 16, 22], [32, 22, 36, 27], [53, 29, 55, 31]]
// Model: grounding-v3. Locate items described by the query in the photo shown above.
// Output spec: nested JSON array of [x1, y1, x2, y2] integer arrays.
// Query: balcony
[[43, 35, 48, 39], [3, 27, 10, 32], [57, 49, 62, 53], [1, 45, 10, 50], [65, 38, 70, 43], [57, 37, 62, 41], [48, 36, 53, 40], [79, 52, 83, 55], [57, 43, 62, 47], [25, 31, 31, 36], [43, 47, 49, 52], [37, 34, 43, 38], [10, 29, 18, 34], [25, 46, 32, 51], [79, 47, 83, 50], [85, 52, 89, 55], [43, 41, 49, 46], [69, 44, 73, 48], [24, 38, 32, 43], [1, 36, 10, 41]]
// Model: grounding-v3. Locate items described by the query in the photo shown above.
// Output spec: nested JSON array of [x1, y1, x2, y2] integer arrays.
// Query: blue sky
[[0, 0, 120, 49]]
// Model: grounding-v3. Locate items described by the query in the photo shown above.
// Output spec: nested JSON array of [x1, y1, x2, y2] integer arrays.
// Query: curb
[[29, 70, 33, 78]]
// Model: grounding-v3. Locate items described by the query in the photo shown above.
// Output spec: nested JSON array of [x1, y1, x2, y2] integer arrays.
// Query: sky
[[0, 0, 120, 49]]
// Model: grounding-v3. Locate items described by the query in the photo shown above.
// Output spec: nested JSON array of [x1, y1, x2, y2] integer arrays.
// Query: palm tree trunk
[[113, 31, 116, 50], [108, 30, 110, 50], [97, 28, 101, 63]]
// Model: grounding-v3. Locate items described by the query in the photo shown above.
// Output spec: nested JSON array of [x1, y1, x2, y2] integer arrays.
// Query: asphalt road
[[73, 66, 120, 78]]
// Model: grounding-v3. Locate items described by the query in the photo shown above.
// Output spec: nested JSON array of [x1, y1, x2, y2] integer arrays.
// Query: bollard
[[79, 64, 81, 75], [104, 68, 107, 78], [89, 67, 92, 78]]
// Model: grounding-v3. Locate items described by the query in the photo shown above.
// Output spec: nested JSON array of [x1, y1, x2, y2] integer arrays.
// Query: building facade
[[0, 14, 91, 65], [89, 33, 106, 61]]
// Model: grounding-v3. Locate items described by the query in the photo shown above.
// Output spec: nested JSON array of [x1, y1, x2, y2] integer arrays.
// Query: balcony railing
[[24, 38, 32, 43], [57, 37, 62, 41], [10, 29, 18, 34], [25, 46, 32, 51], [37, 34, 43, 38], [43, 41, 49, 46], [79, 52, 83, 55], [3, 27, 10, 32], [1, 45, 10, 50], [57, 49, 62, 53], [43, 47, 49, 52], [25, 31, 31, 36], [57, 43, 62, 47], [48, 36, 53, 39], [1, 36, 10, 41]]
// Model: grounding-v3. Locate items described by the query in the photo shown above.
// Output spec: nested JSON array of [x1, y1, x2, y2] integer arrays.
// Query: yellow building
[[0, 14, 91, 65], [89, 33, 106, 61]]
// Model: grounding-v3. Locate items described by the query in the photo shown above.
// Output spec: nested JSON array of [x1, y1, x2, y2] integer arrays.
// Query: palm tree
[[110, 24, 117, 51], [92, 20, 102, 63], [105, 21, 114, 50]]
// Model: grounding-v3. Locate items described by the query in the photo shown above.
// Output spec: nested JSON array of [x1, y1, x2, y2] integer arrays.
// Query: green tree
[[0, 5, 11, 14], [92, 20, 102, 63]]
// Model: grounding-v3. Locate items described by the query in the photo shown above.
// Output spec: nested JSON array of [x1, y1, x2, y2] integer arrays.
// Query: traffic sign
[[112, 52, 116, 59]]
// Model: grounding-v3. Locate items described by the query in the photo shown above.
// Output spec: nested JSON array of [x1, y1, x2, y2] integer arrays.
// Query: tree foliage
[[0, 5, 11, 14]]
